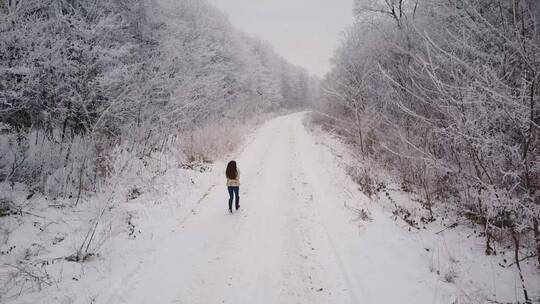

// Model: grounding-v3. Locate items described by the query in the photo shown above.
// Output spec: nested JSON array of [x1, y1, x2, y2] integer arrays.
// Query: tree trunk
[[484, 222, 494, 256], [354, 105, 365, 156], [534, 217, 540, 266], [511, 228, 531, 304]]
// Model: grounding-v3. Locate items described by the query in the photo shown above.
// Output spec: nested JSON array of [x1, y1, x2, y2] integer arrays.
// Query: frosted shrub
[[347, 165, 377, 197], [0, 133, 18, 183], [443, 269, 457, 283], [182, 119, 245, 163], [0, 130, 98, 199]]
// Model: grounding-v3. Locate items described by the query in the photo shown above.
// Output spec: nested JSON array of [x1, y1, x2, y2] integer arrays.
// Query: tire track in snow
[[288, 119, 363, 304]]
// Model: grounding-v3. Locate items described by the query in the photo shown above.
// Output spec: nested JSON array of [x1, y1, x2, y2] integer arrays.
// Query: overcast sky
[[207, 0, 354, 77]]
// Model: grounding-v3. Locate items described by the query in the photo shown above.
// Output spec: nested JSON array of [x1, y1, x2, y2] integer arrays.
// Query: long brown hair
[[226, 161, 238, 179]]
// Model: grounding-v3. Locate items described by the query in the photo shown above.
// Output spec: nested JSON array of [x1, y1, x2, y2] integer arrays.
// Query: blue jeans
[[228, 186, 240, 210]]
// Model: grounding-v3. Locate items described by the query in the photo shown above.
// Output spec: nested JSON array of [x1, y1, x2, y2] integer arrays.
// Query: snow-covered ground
[[2, 112, 539, 303]]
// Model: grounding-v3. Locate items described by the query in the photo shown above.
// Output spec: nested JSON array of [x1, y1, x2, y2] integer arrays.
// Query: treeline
[[318, 0, 539, 288], [0, 0, 317, 197]]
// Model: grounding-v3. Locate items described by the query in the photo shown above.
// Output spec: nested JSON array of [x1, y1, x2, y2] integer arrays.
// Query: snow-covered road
[[102, 112, 458, 304]]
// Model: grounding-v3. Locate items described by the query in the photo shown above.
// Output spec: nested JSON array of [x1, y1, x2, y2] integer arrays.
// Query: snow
[[2, 112, 539, 303]]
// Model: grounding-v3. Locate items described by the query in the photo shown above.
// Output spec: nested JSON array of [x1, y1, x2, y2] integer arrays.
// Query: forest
[[318, 0, 539, 300], [0, 0, 317, 199]]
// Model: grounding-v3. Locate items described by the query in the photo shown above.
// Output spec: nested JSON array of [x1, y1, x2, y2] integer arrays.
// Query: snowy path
[[103, 112, 450, 304]]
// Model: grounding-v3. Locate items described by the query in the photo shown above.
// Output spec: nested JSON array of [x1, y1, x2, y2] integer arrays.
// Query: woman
[[225, 160, 240, 213]]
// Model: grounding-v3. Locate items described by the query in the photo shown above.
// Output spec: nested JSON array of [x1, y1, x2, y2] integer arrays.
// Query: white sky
[[207, 0, 354, 77]]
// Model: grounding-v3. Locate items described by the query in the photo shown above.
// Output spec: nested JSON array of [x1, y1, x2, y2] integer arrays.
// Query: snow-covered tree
[[320, 0, 540, 278], [0, 0, 316, 197]]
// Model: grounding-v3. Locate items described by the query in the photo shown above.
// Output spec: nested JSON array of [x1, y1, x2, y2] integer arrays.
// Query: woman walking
[[226, 161, 240, 213]]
